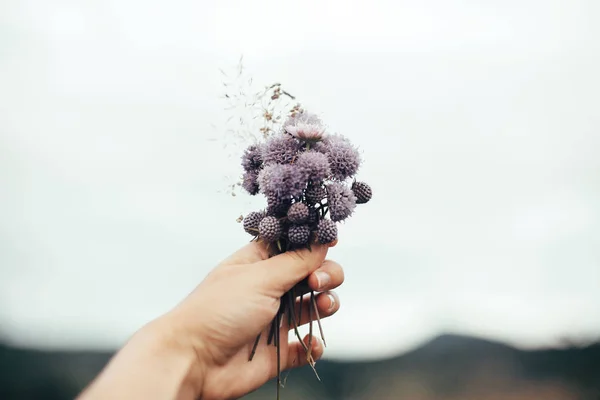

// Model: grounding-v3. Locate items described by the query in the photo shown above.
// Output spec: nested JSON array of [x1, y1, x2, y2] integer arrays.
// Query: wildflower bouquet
[[237, 101, 372, 397]]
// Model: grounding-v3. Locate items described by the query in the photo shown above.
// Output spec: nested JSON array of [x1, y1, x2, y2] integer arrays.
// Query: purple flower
[[284, 111, 327, 142], [326, 182, 357, 222], [241, 144, 263, 172], [296, 151, 331, 185], [258, 163, 307, 198], [322, 134, 361, 181], [262, 134, 301, 165], [242, 170, 259, 195]]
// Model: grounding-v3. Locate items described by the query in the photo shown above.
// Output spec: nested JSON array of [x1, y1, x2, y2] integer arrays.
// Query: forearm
[[77, 316, 204, 400]]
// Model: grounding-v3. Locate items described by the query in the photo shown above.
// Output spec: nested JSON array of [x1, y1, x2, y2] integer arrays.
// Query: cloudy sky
[[1, 0, 599, 361]]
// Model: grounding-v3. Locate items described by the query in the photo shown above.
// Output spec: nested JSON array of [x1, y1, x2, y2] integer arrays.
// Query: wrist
[[143, 314, 207, 399]]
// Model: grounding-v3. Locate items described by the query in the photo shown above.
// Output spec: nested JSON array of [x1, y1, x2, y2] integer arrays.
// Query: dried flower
[[259, 216, 283, 242], [352, 181, 372, 204], [242, 170, 260, 195], [288, 224, 311, 245], [243, 210, 265, 235], [296, 151, 331, 185], [323, 134, 361, 181], [241, 144, 263, 172], [305, 184, 327, 205], [326, 182, 357, 222], [287, 202, 309, 224], [262, 134, 301, 165], [317, 219, 337, 244], [266, 194, 292, 217], [258, 164, 307, 198], [284, 111, 327, 142]]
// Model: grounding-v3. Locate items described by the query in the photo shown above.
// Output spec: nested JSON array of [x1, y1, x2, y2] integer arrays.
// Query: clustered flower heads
[[240, 109, 372, 249]]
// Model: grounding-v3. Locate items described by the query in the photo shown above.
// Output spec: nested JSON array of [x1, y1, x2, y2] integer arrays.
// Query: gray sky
[[1, 0, 599, 360]]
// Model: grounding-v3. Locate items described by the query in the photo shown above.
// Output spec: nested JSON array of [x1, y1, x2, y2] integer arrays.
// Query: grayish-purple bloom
[[322, 134, 361, 181], [262, 134, 301, 165], [241, 144, 263, 172], [326, 182, 357, 222], [258, 163, 307, 198], [296, 151, 331, 185], [283, 111, 327, 142], [242, 170, 259, 195]]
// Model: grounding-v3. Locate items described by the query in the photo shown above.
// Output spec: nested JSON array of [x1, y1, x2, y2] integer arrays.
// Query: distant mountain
[[1, 334, 599, 400]]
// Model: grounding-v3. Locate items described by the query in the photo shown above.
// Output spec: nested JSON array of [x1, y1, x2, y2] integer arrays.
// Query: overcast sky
[[1, 0, 599, 361]]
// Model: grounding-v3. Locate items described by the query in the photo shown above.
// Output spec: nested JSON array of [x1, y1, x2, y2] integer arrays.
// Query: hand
[[78, 240, 344, 400], [173, 240, 343, 399]]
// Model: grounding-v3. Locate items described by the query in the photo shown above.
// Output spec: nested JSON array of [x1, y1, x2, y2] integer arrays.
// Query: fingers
[[284, 334, 324, 371], [306, 260, 344, 292], [295, 291, 340, 327], [256, 243, 332, 294]]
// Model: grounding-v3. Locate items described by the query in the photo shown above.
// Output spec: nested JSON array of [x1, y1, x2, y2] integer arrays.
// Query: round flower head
[[243, 210, 265, 235], [258, 163, 307, 199], [323, 134, 361, 181], [262, 134, 301, 165], [352, 181, 372, 204], [287, 202, 309, 224], [284, 111, 327, 142], [317, 219, 338, 244], [242, 170, 259, 195], [296, 151, 331, 185], [326, 182, 357, 222], [266, 194, 292, 217], [241, 144, 263, 172], [305, 184, 327, 205], [288, 224, 311, 245], [259, 216, 282, 242]]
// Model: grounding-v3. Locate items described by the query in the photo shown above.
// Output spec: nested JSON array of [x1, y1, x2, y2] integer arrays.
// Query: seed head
[[305, 184, 327, 205], [266, 194, 292, 217], [352, 181, 372, 204], [243, 211, 265, 235], [323, 134, 361, 181], [259, 216, 283, 242], [326, 182, 357, 222], [317, 219, 337, 244], [262, 134, 301, 165], [288, 224, 311, 245], [287, 202, 309, 224], [242, 170, 259, 195], [296, 151, 331, 185], [241, 144, 263, 172], [258, 164, 307, 198]]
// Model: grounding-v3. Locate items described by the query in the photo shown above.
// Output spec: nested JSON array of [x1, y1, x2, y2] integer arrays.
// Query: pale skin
[[77, 239, 343, 400]]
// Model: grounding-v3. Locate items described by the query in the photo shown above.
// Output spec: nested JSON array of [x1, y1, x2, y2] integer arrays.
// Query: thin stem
[[311, 291, 326, 347], [275, 311, 281, 400], [308, 292, 313, 362], [249, 333, 261, 361]]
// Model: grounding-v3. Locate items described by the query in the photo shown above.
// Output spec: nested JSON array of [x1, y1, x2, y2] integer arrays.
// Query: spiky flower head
[[326, 182, 357, 222], [259, 216, 282, 242], [258, 163, 307, 198], [262, 134, 301, 165], [317, 219, 338, 244], [305, 184, 327, 205], [296, 151, 331, 185], [283, 111, 326, 142], [287, 202, 309, 224], [288, 224, 311, 245], [241, 144, 263, 172], [242, 170, 259, 195], [352, 181, 372, 204], [243, 210, 265, 235], [323, 134, 361, 181]]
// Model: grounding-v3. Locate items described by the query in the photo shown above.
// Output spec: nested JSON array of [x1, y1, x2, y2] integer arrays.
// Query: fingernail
[[314, 271, 331, 290], [327, 293, 337, 312]]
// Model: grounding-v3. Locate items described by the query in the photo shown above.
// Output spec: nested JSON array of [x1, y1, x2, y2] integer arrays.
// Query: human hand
[[170, 239, 343, 399], [78, 240, 343, 400]]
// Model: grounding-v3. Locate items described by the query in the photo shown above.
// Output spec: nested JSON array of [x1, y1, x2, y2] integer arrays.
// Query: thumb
[[255, 243, 330, 295]]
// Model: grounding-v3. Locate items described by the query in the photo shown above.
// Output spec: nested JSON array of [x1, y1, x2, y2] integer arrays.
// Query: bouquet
[[220, 68, 371, 398]]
